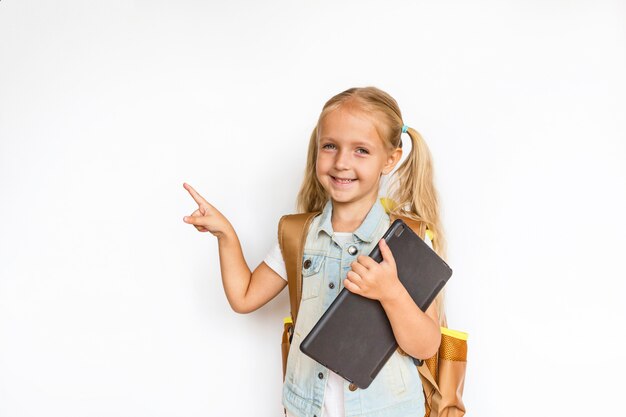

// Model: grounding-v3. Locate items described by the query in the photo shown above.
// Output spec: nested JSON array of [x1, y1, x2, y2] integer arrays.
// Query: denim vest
[[282, 199, 426, 417]]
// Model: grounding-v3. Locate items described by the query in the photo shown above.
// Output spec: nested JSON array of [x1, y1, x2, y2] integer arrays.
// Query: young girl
[[183, 86, 447, 417]]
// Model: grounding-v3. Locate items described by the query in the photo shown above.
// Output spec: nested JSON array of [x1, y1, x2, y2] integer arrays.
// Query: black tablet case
[[299, 219, 453, 389]]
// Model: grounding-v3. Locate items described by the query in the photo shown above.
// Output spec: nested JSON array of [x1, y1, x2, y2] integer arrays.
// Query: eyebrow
[[319, 137, 376, 147]]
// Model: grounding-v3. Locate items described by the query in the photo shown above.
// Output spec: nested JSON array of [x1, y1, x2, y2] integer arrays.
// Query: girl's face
[[316, 106, 402, 210]]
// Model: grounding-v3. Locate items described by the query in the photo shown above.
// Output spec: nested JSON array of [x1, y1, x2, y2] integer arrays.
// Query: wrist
[[379, 279, 406, 305], [215, 223, 236, 242]]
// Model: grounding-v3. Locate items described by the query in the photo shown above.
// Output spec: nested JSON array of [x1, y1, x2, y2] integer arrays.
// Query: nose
[[334, 148, 351, 170]]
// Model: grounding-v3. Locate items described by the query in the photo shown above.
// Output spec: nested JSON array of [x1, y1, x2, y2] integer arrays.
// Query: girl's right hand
[[182, 182, 232, 238]]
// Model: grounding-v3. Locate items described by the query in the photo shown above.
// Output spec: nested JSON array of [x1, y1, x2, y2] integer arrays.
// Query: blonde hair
[[296, 86, 448, 323]]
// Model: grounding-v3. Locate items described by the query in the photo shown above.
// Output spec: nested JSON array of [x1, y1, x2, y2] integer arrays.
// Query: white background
[[1, 1, 625, 416]]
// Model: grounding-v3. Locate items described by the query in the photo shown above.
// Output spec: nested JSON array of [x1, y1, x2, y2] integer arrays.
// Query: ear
[[382, 147, 403, 175]]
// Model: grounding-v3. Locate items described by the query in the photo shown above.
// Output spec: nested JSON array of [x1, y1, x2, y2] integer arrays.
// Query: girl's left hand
[[344, 239, 404, 302]]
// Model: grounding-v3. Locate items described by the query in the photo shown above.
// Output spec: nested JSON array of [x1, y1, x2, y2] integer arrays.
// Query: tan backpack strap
[[278, 212, 320, 324], [389, 213, 426, 240]]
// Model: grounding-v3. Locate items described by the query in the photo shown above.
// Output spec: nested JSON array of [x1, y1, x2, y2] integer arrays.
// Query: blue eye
[[321, 143, 336, 150], [356, 148, 369, 154]]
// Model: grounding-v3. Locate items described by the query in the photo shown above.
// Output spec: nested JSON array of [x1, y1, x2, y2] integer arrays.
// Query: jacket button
[[318, 372, 324, 379], [349, 383, 357, 391], [303, 259, 312, 269], [347, 245, 358, 255], [329, 282, 335, 289]]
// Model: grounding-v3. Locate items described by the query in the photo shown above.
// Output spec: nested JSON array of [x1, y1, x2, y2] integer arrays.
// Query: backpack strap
[[278, 212, 320, 324], [389, 213, 427, 241]]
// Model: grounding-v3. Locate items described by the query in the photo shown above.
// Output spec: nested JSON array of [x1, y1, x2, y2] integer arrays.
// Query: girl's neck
[[330, 195, 378, 233]]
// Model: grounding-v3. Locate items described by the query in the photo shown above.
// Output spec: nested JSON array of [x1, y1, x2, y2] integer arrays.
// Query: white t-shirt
[[266, 231, 433, 417]]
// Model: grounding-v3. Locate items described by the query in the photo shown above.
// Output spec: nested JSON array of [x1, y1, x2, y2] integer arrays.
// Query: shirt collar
[[316, 198, 388, 243]]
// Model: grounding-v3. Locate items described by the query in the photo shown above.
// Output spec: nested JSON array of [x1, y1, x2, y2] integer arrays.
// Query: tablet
[[299, 219, 452, 389]]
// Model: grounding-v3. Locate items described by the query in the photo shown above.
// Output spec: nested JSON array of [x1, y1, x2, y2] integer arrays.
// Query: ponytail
[[387, 126, 448, 323]]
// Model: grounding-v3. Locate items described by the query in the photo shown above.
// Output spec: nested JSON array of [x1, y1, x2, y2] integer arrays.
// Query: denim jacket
[[282, 198, 425, 417]]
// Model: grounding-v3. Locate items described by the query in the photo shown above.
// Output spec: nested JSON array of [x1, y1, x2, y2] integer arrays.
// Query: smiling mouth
[[331, 175, 356, 184]]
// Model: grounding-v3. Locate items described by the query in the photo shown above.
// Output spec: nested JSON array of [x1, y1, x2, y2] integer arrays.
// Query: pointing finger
[[183, 182, 210, 207]]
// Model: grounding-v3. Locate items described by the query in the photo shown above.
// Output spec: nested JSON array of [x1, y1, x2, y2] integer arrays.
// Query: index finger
[[357, 254, 379, 269], [183, 182, 208, 206]]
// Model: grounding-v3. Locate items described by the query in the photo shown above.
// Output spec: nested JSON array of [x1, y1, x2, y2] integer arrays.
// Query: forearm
[[183, 183, 273, 313], [380, 285, 441, 359], [216, 225, 254, 313]]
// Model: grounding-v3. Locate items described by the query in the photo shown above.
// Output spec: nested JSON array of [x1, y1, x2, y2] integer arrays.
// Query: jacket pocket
[[301, 254, 324, 300]]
